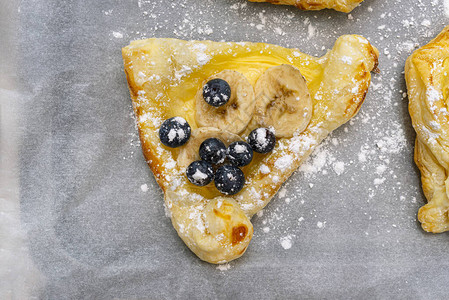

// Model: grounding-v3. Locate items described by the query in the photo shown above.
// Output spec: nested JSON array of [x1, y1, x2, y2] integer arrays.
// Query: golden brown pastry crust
[[406, 25, 449, 233], [122, 36, 378, 263], [248, 0, 365, 13]]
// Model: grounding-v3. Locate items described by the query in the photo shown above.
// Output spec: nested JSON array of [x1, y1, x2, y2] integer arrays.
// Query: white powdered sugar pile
[[259, 164, 270, 174], [255, 128, 269, 148], [192, 43, 211, 66], [274, 155, 292, 172], [280, 235, 293, 249], [192, 169, 207, 181], [332, 161, 345, 175], [112, 31, 123, 38], [140, 184, 149, 192], [234, 144, 247, 153]]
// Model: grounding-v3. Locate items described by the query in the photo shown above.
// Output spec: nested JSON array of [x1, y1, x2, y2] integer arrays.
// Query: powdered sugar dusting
[[445, 0, 449, 17], [375, 123, 407, 154], [112, 31, 123, 38], [173, 116, 186, 125], [427, 86, 442, 113], [234, 144, 247, 154], [255, 128, 268, 148], [140, 184, 149, 192], [216, 263, 232, 271], [192, 169, 207, 181], [280, 235, 293, 249], [260, 164, 270, 174], [332, 161, 345, 175], [274, 155, 292, 172]]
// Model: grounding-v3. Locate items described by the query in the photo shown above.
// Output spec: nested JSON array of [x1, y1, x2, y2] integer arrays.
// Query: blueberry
[[214, 165, 245, 195], [202, 78, 231, 107], [199, 138, 227, 164], [247, 128, 276, 154], [227, 141, 253, 167], [186, 160, 214, 186], [159, 117, 191, 148]]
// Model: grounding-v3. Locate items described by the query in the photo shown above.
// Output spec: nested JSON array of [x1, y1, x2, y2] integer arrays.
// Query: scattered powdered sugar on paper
[[332, 161, 345, 175], [445, 0, 449, 17], [278, 187, 287, 198], [216, 263, 232, 271], [421, 19, 431, 27], [280, 235, 293, 249], [307, 24, 316, 39], [112, 31, 123, 38], [298, 141, 334, 177], [375, 122, 407, 154], [376, 165, 387, 175], [140, 184, 149, 192], [374, 178, 386, 186]]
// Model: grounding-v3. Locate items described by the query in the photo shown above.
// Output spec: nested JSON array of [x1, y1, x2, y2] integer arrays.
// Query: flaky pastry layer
[[248, 0, 365, 13], [123, 36, 378, 263], [406, 25, 449, 233]]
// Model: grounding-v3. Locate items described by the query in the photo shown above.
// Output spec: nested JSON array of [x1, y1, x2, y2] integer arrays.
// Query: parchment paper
[[2, 0, 449, 298]]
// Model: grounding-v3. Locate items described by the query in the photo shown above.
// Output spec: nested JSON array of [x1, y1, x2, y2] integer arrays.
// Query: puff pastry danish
[[406, 25, 449, 233], [122, 36, 378, 263], [248, 0, 365, 13]]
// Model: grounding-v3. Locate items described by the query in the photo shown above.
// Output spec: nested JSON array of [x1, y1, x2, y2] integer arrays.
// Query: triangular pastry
[[122, 35, 378, 263], [248, 0, 365, 13], [405, 25, 449, 233]]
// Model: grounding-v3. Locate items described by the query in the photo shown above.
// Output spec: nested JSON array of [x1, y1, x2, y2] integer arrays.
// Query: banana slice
[[177, 127, 243, 171], [195, 70, 255, 134], [253, 64, 312, 138]]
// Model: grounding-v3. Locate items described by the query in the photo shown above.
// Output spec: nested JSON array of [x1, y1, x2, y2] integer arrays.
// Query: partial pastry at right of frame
[[405, 25, 449, 233]]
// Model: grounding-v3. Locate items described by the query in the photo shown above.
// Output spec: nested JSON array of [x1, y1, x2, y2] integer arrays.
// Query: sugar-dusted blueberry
[[247, 127, 276, 154], [159, 117, 191, 148], [202, 78, 231, 107], [199, 138, 227, 165], [186, 160, 214, 186], [227, 141, 253, 167], [214, 165, 245, 195]]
